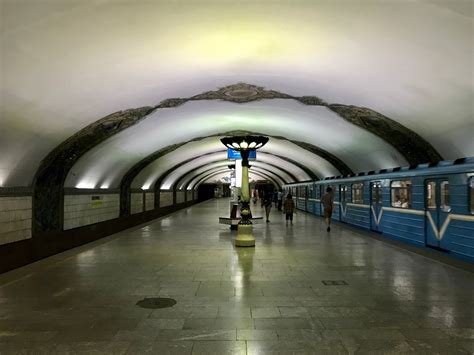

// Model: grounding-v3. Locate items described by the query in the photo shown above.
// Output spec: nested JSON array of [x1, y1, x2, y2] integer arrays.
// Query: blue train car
[[296, 184, 307, 211], [284, 158, 474, 264]]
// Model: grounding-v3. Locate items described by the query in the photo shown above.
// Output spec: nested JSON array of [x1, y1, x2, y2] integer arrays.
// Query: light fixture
[[220, 135, 269, 247], [221, 136, 269, 152]]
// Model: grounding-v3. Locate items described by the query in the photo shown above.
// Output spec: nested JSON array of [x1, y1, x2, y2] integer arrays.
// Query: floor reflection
[[234, 247, 255, 296]]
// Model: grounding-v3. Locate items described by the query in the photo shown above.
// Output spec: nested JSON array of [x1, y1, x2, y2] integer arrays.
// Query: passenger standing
[[283, 193, 295, 225], [264, 194, 272, 223], [321, 187, 334, 232], [277, 190, 283, 211]]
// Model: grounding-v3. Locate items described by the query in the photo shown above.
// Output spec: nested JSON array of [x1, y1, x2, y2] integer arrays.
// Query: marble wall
[[145, 192, 154, 211], [64, 194, 119, 230], [130, 193, 144, 215], [176, 191, 185, 204], [160, 191, 173, 207], [0, 196, 32, 245]]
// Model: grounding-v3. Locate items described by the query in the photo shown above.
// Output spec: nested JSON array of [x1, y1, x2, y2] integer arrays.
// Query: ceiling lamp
[[220, 135, 269, 151]]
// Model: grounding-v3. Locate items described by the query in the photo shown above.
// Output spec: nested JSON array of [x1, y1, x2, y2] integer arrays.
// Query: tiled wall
[[176, 191, 185, 204], [186, 191, 193, 201], [0, 196, 32, 245], [145, 192, 154, 211], [160, 191, 173, 207], [131, 193, 144, 215], [64, 194, 119, 230]]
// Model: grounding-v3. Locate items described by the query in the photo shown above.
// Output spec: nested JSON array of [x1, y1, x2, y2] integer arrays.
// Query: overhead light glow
[[100, 184, 109, 189], [232, 143, 240, 148], [76, 182, 95, 189], [240, 141, 248, 149], [248, 142, 257, 148]]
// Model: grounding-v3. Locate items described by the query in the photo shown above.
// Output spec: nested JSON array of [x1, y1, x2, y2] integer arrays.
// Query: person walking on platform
[[283, 193, 295, 225], [263, 193, 273, 223], [277, 190, 283, 211], [321, 186, 334, 232]]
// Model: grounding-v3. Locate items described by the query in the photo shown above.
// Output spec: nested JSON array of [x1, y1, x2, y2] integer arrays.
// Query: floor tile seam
[[0, 201, 211, 287]]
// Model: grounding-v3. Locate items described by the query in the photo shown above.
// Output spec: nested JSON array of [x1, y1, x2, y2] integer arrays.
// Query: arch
[[172, 159, 297, 191], [188, 166, 283, 191], [182, 163, 290, 191], [192, 169, 281, 191], [33, 84, 442, 232], [121, 134, 338, 214], [187, 165, 285, 190]]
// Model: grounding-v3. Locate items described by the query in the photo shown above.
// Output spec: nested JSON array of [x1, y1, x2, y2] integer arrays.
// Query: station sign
[[227, 148, 256, 160]]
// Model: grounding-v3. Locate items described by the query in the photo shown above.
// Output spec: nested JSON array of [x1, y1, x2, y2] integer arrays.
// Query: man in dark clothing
[[321, 186, 334, 232], [263, 194, 272, 222], [283, 193, 295, 225]]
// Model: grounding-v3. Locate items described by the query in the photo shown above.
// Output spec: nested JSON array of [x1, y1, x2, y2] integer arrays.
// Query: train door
[[370, 181, 383, 232], [425, 179, 450, 249], [340, 185, 348, 222], [319, 185, 325, 217], [314, 184, 321, 216], [304, 185, 308, 211], [332, 185, 340, 221], [292, 186, 297, 208], [307, 184, 313, 213]]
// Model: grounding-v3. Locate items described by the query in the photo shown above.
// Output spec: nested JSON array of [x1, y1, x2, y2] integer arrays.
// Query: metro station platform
[[0, 198, 473, 354]]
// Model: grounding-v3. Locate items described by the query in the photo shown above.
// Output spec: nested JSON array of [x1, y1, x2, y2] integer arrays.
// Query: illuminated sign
[[227, 148, 256, 160]]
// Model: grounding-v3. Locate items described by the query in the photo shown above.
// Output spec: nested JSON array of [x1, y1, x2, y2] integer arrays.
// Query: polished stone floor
[[0, 198, 473, 354]]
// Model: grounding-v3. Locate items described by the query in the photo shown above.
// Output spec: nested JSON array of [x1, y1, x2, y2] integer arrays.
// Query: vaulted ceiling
[[1, 0, 472, 189]]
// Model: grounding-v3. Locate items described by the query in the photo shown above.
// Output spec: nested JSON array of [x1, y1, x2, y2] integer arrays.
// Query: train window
[[340, 185, 348, 202], [426, 181, 436, 209], [308, 184, 314, 198], [352, 183, 364, 204], [391, 180, 412, 208], [470, 177, 474, 214], [440, 181, 450, 212], [371, 183, 382, 203], [298, 186, 306, 198]]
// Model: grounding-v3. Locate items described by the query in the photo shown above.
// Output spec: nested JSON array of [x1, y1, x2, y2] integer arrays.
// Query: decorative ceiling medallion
[[192, 83, 293, 103], [224, 87, 259, 100], [158, 83, 324, 107]]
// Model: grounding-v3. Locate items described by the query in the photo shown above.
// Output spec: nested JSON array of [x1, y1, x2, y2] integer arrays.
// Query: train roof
[[284, 157, 474, 186]]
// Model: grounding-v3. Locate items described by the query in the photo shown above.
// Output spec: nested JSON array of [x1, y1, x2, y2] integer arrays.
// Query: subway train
[[283, 157, 474, 264]]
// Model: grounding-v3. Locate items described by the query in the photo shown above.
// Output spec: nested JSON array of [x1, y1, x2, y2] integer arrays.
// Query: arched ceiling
[[133, 149, 308, 191], [175, 160, 291, 190], [0, 0, 472, 191], [124, 138, 312, 190], [191, 169, 281, 190], [63, 100, 408, 189]]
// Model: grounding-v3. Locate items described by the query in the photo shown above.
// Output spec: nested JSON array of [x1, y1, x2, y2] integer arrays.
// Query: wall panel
[[0, 196, 32, 245], [160, 191, 173, 207], [131, 193, 144, 215], [64, 194, 119, 230]]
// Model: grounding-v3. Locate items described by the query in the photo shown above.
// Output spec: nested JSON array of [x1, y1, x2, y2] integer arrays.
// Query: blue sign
[[227, 148, 256, 160]]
